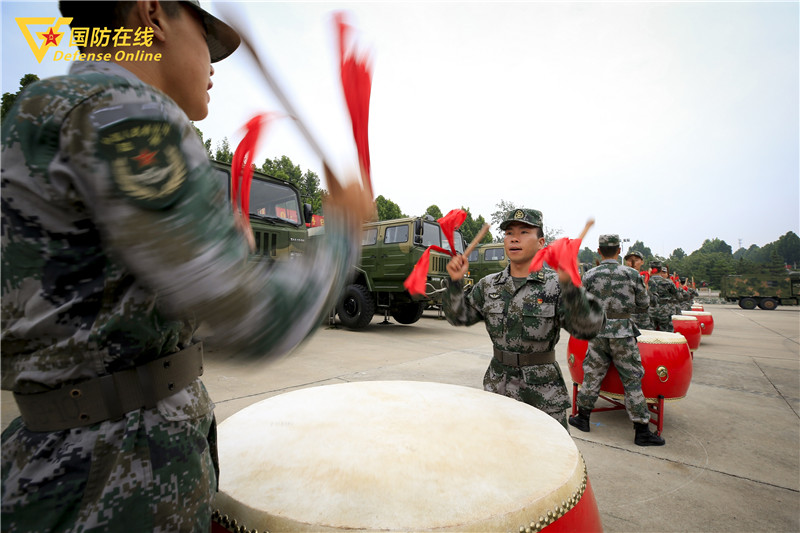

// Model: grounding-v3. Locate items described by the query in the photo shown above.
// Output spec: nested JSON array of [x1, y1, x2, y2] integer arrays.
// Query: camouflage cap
[[649, 260, 662, 269], [182, 1, 241, 62], [598, 234, 620, 247], [624, 250, 644, 260], [499, 209, 543, 231], [661, 266, 669, 273]]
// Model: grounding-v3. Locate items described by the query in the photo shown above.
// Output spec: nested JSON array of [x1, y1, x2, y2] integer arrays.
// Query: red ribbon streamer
[[231, 114, 273, 233], [335, 12, 373, 198], [403, 209, 467, 296], [528, 237, 584, 287]]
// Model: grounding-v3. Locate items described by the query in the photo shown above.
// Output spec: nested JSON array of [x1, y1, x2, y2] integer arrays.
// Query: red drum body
[[212, 381, 602, 533], [671, 315, 702, 351], [567, 331, 693, 402], [691, 304, 704, 312], [681, 310, 714, 335]]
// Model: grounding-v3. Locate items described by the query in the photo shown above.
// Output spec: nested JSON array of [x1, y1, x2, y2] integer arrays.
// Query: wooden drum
[[680, 310, 714, 335], [567, 331, 693, 402], [671, 315, 702, 351], [212, 381, 602, 532]]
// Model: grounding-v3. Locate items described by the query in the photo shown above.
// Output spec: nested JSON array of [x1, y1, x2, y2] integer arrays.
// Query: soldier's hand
[[447, 254, 469, 281], [234, 211, 256, 252], [324, 164, 376, 224], [557, 267, 573, 285]]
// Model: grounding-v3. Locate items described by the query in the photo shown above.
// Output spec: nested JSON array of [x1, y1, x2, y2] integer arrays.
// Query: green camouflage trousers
[[649, 306, 674, 332], [1, 407, 216, 532], [576, 337, 650, 424], [483, 358, 571, 430]]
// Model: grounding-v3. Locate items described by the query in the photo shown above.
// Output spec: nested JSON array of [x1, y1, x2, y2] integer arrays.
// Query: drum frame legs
[[571, 382, 665, 436]]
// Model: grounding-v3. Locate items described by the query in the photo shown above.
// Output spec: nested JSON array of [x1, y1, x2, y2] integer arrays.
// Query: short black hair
[[598, 245, 619, 258], [503, 224, 543, 239]]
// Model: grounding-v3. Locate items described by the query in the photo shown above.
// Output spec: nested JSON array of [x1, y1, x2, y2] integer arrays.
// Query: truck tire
[[336, 284, 375, 329], [758, 298, 779, 311], [738, 297, 757, 310], [391, 302, 425, 324]]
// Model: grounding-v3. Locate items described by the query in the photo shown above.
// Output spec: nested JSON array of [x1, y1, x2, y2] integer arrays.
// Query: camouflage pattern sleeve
[[634, 271, 649, 313], [557, 281, 605, 340], [443, 277, 486, 327]]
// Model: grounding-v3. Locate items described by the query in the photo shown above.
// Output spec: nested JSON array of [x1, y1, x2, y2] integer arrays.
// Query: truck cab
[[336, 215, 469, 329], [467, 242, 508, 284], [209, 160, 311, 261]]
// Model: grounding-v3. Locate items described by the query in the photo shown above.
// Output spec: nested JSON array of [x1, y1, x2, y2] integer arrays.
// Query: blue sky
[[3, 1, 798, 257]]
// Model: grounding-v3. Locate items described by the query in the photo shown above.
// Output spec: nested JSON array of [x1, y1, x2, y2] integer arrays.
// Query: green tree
[[375, 195, 404, 221], [699, 238, 732, 256], [214, 138, 233, 163], [1, 74, 40, 119], [193, 124, 212, 157], [775, 231, 800, 266], [260, 155, 325, 214], [425, 205, 443, 220], [490, 199, 520, 229], [578, 247, 599, 265], [458, 207, 492, 246], [671, 248, 686, 261]]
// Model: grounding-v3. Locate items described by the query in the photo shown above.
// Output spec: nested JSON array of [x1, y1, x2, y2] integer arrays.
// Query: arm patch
[[97, 118, 188, 210]]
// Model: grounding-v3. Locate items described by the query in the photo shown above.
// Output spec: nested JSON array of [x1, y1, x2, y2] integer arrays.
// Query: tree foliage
[[458, 206, 493, 246], [260, 155, 325, 214], [375, 195, 405, 221], [1, 74, 40, 119], [425, 205, 443, 220]]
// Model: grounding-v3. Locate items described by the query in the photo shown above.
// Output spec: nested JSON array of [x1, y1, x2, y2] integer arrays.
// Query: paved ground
[[3, 302, 798, 532]]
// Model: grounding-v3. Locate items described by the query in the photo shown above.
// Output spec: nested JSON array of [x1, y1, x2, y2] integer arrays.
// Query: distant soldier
[[443, 208, 604, 430], [648, 262, 678, 331], [624, 250, 653, 329], [569, 235, 664, 446]]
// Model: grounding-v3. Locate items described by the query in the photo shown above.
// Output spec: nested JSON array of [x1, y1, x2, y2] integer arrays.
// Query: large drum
[[567, 330, 693, 402], [212, 381, 602, 532], [680, 310, 714, 335], [690, 304, 704, 312], [671, 315, 702, 351]]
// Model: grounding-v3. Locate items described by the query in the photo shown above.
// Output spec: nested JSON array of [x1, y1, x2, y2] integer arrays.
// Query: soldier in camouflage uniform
[[623, 250, 653, 330], [648, 262, 679, 332], [568, 235, 664, 446], [1, 2, 371, 531], [443, 209, 604, 430]]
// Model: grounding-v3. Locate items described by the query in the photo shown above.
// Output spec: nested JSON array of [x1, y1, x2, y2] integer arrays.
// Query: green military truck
[[336, 216, 468, 329], [209, 160, 311, 260], [466, 242, 508, 284], [720, 272, 800, 310]]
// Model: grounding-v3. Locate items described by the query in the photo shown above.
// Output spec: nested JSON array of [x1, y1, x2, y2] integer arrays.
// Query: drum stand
[[571, 382, 665, 436]]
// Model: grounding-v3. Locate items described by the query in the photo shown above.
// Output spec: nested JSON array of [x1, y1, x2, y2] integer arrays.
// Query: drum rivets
[[230, 518, 238, 529]]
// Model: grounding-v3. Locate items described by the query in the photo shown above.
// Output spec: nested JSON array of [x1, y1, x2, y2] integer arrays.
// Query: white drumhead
[[672, 315, 698, 322], [214, 381, 586, 532], [637, 329, 689, 344]]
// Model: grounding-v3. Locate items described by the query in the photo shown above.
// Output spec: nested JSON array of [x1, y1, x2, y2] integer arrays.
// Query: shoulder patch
[[97, 118, 188, 209]]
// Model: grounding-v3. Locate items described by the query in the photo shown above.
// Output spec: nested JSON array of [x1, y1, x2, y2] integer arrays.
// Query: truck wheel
[[739, 297, 757, 310], [391, 302, 425, 324], [336, 284, 375, 329], [758, 298, 779, 311]]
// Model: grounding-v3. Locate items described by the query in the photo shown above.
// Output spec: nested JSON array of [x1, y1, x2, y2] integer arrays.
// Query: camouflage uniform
[[575, 256, 651, 423], [1, 60, 360, 532], [648, 272, 678, 332], [632, 272, 654, 330], [443, 265, 604, 430]]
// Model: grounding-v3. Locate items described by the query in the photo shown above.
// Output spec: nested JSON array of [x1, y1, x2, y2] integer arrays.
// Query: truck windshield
[[211, 166, 302, 226], [421, 220, 465, 254]]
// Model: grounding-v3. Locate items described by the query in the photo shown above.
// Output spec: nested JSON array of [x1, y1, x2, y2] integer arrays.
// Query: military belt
[[493, 347, 556, 367], [13, 343, 204, 432], [605, 312, 631, 319]]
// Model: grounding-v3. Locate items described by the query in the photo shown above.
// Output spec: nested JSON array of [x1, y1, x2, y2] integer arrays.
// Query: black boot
[[634, 422, 665, 446], [568, 408, 592, 432]]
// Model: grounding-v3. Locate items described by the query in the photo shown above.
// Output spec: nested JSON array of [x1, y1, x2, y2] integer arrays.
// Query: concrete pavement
[[2, 303, 798, 531]]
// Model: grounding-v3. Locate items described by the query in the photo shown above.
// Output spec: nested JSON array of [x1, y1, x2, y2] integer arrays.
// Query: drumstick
[[577, 219, 595, 242], [218, 5, 343, 192], [463, 224, 490, 258]]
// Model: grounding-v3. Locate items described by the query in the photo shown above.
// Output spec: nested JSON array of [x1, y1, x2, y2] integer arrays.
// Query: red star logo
[[41, 27, 62, 46], [132, 148, 158, 168]]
